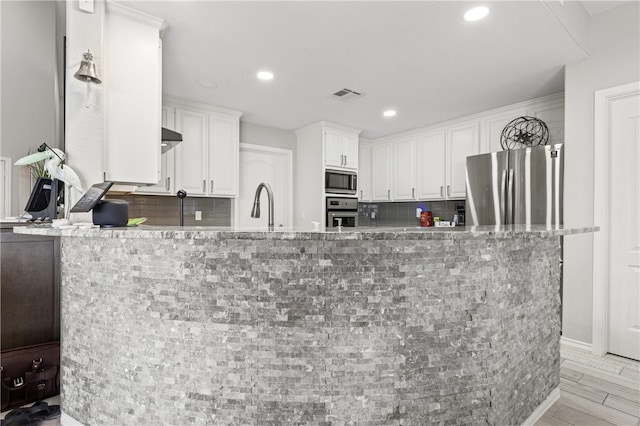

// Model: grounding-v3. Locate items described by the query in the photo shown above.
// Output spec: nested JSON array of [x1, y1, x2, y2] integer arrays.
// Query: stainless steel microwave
[[325, 169, 357, 195]]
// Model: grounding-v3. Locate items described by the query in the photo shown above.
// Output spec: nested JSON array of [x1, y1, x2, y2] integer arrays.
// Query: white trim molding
[[0, 156, 11, 218], [521, 387, 561, 426], [592, 81, 640, 356], [561, 336, 593, 352]]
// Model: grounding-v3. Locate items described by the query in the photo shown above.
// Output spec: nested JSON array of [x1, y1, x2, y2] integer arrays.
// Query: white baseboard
[[561, 336, 593, 352], [61, 412, 84, 426], [521, 386, 561, 426]]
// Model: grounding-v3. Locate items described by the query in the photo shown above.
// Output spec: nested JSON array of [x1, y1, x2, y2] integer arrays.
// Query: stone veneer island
[[15, 224, 594, 425]]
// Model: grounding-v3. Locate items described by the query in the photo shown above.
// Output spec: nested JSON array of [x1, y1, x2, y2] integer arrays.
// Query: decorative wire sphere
[[500, 116, 549, 150]]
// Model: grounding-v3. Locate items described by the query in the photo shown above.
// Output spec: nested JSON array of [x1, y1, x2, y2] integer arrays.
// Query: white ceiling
[[124, 1, 599, 139]]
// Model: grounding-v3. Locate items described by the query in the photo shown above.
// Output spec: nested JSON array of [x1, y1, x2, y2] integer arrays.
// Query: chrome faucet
[[250, 182, 274, 230]]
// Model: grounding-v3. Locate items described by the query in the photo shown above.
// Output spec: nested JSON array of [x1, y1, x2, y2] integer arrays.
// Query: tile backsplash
[[111, 195, 231, 226], [359, 200, 465, 227]]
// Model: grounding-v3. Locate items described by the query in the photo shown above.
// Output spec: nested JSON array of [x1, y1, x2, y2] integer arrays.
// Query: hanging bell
[[74, 50, 102, 84]]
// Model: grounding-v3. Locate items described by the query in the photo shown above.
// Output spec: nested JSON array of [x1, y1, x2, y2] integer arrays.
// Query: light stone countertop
[[13, 223, 597, 240]]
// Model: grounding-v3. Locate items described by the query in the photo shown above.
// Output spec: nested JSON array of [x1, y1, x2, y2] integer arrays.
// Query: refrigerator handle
[[500, 169, 507, 222], [506, 169, 514, 225]]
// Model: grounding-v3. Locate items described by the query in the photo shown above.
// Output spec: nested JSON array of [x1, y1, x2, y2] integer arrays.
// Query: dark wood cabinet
[[1, 228, 60, 351]]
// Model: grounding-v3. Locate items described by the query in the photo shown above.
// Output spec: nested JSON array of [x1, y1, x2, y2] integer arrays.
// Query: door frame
[[592, 81, 640, 355], [0, 157, 11, 218], [236, 143, 293, 227]]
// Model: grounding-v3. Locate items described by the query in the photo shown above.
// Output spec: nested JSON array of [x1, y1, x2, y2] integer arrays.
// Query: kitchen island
[[15, 224, 594, 425]]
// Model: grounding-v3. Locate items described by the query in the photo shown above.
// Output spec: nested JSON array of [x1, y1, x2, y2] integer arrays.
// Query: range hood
[[161, 127, 183, 153]]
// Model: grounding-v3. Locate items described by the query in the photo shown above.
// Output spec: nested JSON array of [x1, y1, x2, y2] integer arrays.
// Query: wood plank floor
[[536, 344, 640, 426]]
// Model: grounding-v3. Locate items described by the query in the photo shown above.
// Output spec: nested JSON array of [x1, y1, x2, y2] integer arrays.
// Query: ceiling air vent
[[330, 88, 364, 102]]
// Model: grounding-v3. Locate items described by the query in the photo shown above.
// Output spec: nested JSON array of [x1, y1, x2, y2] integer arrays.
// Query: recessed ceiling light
[[464, 6, 489, 22], [257, 71, 274, 81], [383, 110, 396, 117]]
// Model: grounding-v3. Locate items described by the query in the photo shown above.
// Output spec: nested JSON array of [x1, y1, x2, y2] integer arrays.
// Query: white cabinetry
[[166, 99, 241, 197], [372, 142, 393, 201], [446, 122, 480, 198], [138, 105, 176, 194], [482, 108, 528, 154], [371, 124, 478, 202], [104, 2, 164, 185], [294, 122, 361, 228], [324, 127, 358, 170], [416, 130, 446, 199], [358, 140, 372, 201], [393, 136, 417, 200]]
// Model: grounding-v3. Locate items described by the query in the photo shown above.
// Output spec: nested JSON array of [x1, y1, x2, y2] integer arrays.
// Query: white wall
[[0, 1, 60, 216], [563, 2, 640, 344]]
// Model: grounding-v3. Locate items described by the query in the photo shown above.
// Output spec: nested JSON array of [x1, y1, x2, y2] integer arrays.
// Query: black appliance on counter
[[326, 197, 358, 228], [24, 177, 61, 221]]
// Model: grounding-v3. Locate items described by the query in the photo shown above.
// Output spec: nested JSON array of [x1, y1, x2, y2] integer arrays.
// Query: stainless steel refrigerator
[[465, 144, 563, 227], [466, 144, 564, 329]]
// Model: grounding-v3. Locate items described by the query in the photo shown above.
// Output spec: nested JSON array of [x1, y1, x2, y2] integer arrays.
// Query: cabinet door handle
[[447, 185, 451, 197], [360, 189, 363, 199], [344, 155, 347, 166], [440, 186, 444, 197], [166, 177, 170, 191], [210, 180, 214, 193], [387, 189, 391, 200], [203, 180, 206, 193], [412, 187, 415, 198]]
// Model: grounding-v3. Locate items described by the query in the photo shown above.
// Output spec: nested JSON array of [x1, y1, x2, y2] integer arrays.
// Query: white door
[[238, 144, 292, 229], [608, 91, 640, 360]]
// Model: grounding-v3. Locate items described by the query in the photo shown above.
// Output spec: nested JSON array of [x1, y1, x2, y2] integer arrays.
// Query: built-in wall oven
[[325, 169, 357, 195], [326, 197, 358, 228]]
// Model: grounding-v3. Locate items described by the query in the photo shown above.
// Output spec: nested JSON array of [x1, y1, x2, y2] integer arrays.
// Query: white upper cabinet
[[393, 136, 417, 200], [175, 108, 208, 195], [371, 123, 478, 202], [372, 142, 393, 201], [104, 2, 164, 185], [324, 126, 359, 170], [482, 107, 528, 154], [416, 130, 446, 199], [138, 105, 177, 194], [207, 114, 238, 197], [446, 122, 480, 198], [170, 99, 241, 198], [358, 141, 372, 201]]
